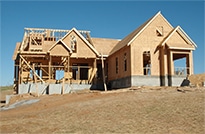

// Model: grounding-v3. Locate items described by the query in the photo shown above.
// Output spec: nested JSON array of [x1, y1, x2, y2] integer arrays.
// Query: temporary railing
[[174, 67, 189, 75], [143, 66, 151, 75]]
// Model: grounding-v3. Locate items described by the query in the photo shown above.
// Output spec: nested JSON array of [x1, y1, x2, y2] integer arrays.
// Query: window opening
[[156, 26, 163, 36], [70, 35, 77, 52], [116, 57, 118, 74], [31, 36, 42, 45], [72, 64, 78, 80], [124, 53, 127, 71], [143, 51, 151, 75], [80, 64, 88, 80], [72, 63, 89, 80], [55, 70, 64, 80]]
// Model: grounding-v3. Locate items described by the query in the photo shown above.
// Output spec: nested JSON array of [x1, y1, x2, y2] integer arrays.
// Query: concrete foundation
[[170, 75, 187, 86], [17, 75, 187, 94], [18, 83, 48, 95], [109, 75, 187, 89], [18, 83, 93, 95], [132, 75, 160, 86], [110, 76, 131, 89]]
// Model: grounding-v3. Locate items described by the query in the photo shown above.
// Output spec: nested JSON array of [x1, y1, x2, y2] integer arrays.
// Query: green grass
[[0, 85, 13, 91]]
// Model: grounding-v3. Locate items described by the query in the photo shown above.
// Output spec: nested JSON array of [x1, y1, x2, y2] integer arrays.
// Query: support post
[[67, 56, 70, 83], [101, 54, 107, 91], [186, 51, 193, 75], [48, 55, 51, 83], [77, 66, 80, 84], [62, 77, 65, 94], [33, 63, 39, 96], [160, 46, 165, 86], [19, 55, 45, 83], [93, 58, 97, 83], [19, 57, 22, 84], [167, 50, 173, 86]]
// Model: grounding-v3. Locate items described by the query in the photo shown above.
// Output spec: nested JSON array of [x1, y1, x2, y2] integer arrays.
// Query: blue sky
[[0, 1, 204, 86]]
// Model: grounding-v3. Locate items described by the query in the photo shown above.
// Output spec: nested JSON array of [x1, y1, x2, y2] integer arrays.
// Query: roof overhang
[[167, 46, 195, 50]]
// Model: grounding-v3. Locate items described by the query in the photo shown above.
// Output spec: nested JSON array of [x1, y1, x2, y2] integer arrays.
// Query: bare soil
[[0, 86, 204, 134]]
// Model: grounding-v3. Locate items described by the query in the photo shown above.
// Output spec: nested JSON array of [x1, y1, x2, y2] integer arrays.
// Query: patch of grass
[[0, 85, 13, 91]]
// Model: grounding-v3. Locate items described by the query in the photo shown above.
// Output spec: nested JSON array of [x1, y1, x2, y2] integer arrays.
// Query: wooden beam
[[101, 54, 107, 91], [33, 63, 39, 96], [88, 68, 97, 84], [62, 78, 65, 94], [48, 55, 51, 82], [31, 36, 40, 46], [41, 67, 49, 76], [18, 58, 22, 85], [67, 56, 70, 84], [86, 32, 94, 47], [19, 55, 45, 83], [160, 46, 165, 86]]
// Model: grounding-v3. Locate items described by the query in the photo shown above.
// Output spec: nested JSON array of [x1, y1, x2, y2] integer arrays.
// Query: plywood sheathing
[[92, 38, 120, 56]]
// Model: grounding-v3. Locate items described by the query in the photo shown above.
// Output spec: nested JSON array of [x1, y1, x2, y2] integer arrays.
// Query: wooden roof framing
[[13, 11, 197, 61]]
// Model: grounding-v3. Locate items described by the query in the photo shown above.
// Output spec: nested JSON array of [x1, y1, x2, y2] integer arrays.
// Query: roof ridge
[[91, 37, 121, 41], [109, 11, 167, 55]]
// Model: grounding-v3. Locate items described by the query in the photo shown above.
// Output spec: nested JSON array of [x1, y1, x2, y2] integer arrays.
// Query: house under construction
[[13, 11, 196, 95]]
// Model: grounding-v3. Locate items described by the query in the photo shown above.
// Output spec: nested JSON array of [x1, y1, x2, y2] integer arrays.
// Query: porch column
[[167, 50, 173, 86], [170, 51, 174, 75], [160, 46, 165, 86], [67, 56, 70, 83], [186, 51, 193, 75], [93, 58, 97, 84], [101, 55, 107, 91]]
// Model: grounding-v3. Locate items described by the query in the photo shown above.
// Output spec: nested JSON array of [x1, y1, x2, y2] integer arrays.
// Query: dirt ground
[[0, 86, 204, 134]]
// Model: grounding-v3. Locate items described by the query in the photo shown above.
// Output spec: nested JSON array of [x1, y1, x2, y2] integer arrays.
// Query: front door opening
[[72, 63, 89, 80], [80, 64, 88, 80]]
